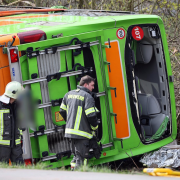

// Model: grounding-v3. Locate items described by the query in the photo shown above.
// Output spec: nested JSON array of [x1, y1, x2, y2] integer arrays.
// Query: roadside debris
[[143, 168, 180, 177], [140, 145, 180, 168]]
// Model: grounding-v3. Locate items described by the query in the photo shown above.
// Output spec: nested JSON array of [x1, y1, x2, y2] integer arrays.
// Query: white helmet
[[4, 81, 22, 99]]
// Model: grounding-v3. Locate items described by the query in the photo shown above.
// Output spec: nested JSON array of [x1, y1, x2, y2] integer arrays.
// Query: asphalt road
[[0, 168, 178, 180]]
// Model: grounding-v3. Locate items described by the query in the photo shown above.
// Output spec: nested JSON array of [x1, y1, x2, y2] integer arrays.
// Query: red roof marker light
[[18, 30, 47, 44], [10, 48, 19, 63]]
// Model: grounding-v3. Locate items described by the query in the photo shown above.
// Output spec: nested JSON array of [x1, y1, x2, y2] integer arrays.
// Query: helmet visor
[[0, 94, 10, 104]]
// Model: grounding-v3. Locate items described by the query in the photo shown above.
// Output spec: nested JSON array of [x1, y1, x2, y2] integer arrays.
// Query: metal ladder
[[16, 39, 109, 158]]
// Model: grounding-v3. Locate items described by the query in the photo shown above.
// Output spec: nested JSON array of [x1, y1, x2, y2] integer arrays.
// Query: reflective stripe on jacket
[[0, 102, 22, 147], [60, 85, 99, 139]]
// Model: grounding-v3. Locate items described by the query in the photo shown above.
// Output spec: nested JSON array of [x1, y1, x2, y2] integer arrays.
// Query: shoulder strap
[[0, 102, 10, 111], [0, 102, 3, 109]]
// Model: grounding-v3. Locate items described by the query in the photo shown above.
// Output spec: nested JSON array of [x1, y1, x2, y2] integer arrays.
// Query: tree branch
[[168, 34, 180, 43], [84, 0, 90, 9], [133, 0, 145, 9], [8, 0, 24, 6], [150, 0, 157, 14]]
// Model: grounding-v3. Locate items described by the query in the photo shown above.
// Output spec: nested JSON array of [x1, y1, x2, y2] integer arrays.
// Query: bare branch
[[0, 0, 4, 5], [69, 0, 72, 9], [150, 0, 157, 14], [78, 0, 83, 9], [84, 0, 89, 9], [7, 0, 25, 6], [21, 1, 35, 6], [133, 0, 145, 10], [168, 34, 180, 43], [91, 0, 95, 10]]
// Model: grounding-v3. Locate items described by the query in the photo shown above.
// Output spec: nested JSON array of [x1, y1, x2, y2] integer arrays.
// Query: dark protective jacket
[[0, 101, 22, 147], [60, 85, 99, 139]]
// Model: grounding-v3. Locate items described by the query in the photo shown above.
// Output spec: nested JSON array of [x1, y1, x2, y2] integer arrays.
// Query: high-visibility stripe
[[0, 140, 10, 145], [74, 106, 82, 130], [85, 107, 99, 115], [75, 89, 80, 92], [15, 139, 21, 145], [65, 128, 93, 139], [95, 107, 99, 112], [84, 159, 87, 166], [91, 125, 98, 130], [18, 128, 23, 135], [0, 110, 10, 113], [60, 103, 67, 111], [85, 107, 95, 115], [71, 162, 76, 167]]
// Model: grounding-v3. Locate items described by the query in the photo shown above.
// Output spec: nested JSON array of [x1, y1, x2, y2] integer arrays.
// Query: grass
[[0, 162, 144, 175], [0, 162, 46, 170], [77, 165, 144, 175]]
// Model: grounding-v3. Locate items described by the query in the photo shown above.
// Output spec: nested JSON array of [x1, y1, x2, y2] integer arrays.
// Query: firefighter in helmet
[[0, 81, 24, 164], [60, 75, 100, 169]]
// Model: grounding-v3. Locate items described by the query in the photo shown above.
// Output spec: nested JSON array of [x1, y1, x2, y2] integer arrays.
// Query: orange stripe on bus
[[0, 9, 66, 17], [0, 21, 23, 26], [105, 41, 130, 139], [0, 14, 61, 20]]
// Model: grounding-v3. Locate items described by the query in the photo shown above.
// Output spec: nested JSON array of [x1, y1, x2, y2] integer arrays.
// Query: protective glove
[[89, 137, 102, 159]]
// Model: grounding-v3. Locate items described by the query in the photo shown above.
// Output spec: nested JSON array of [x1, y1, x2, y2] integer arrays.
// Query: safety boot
[[70, 156, 76, 171]]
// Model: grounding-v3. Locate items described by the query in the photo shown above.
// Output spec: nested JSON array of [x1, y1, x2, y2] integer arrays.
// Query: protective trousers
[[0, 145, 24, 164], [70, 139, 89, 169]]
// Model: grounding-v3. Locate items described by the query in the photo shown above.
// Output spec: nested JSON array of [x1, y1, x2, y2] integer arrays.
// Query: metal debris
[[140, 146, 180, 168]]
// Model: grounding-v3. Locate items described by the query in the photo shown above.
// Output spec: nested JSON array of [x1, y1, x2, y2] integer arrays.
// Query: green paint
[[1, 12, 175, 168], [65, 50, 77, 90], [49, 50, 67, 126]]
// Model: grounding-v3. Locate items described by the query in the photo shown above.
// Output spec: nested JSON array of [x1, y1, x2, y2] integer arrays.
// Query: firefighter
[[60, 75, 99, 169], [0, 81, 24, 164]]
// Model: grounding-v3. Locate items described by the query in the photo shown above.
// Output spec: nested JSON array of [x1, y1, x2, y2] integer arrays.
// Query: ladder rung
[[38, 102, 52, 109], [22, 68, 93, 85], [37, 91, 106, 109], [29, 126, 64, 137], [96, 91, 106, 97], [30, 41, 99, 57]]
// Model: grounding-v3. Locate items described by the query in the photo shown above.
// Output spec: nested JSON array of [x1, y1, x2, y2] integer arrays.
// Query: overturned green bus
[[0, 9, 176, 168]]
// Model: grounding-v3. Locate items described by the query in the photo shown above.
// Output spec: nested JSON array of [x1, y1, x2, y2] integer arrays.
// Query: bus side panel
[[0, 67, 11, 95], [0, 68, 5, 96], [0, 48, 9, 68], [0, 45, 10, 95], [103, 28, 140, 151], [0, 34, 20, 95]]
